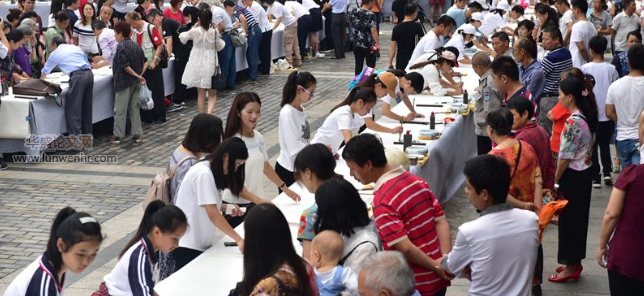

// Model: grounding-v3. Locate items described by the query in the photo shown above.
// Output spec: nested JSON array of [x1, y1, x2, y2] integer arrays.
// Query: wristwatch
[[554, 182, 560, 190]]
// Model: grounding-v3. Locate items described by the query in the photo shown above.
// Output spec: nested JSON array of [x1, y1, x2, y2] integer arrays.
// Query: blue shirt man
[[42, 43, 91, 75]]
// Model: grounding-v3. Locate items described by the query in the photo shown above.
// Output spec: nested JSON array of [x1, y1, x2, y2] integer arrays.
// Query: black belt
[[541, 92, 558, 98], [332, 12, 346, 15], [70, 68, 91, 77]]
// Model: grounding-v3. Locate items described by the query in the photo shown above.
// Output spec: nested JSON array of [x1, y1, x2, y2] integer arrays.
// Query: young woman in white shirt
[[168, 137, 248, 275], [4, 208, 103, 296], [96, 201, 187, 296], [445, 23, 479, 64], [356, 72, 410, 134], [311, 86, 378, 153], [223, 92, 301, 227], [73, 3, 100, 55], [276, 71, 317, 191], [407, 48, 463, 96]]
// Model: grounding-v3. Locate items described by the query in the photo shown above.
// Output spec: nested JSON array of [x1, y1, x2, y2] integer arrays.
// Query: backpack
[[143, 156, 196, 208]]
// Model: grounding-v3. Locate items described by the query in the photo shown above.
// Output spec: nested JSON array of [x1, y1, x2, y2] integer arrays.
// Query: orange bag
[[538, 200, 569, 242]]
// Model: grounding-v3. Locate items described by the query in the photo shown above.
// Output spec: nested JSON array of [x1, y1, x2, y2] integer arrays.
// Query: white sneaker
[[315, 52, 325, 58]]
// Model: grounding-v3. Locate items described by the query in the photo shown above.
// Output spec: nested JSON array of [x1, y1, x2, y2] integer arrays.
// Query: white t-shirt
[[72, 20, 99, 54], [479, 12, 505, 36], [409, 30, 441, 67], [569, 20, 597, 68], [246, 0, 272, 32], [445, 33, 465, 60], [285, 1, 310, 20], [302, 0, 320, 10], [559, 10, 574, 41], [312, 105, 365, 153], [175, 161, 222, 251], [222, 131, 269, 204], [268, 1, 297, 27], [606, 76, 644, 141], [313, 266, 358, 295], [611, 12, 641, 52], [212, 5, 234, 32], [581, 62, 619, 122], [277, 104, 310, 171]]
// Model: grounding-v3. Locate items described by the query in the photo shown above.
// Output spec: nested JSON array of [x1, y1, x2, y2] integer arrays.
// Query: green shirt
[[44, 26, 67, 59]]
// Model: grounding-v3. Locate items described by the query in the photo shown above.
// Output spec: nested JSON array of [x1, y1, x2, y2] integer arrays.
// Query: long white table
[[154, 66, 479, 295]]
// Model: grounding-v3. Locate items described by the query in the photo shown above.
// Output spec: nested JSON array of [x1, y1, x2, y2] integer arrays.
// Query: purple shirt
[[13, 46, 31, 76], [607, 164, 644, 282], [98, 29, 117, 66]]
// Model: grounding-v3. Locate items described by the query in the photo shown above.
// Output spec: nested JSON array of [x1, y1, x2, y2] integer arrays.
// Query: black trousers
[[259, 30, 272, 75], [275, 161, 295, 193], [297, 15, 312, 58], [173, 57, 189, 104], [558, 167, 592, 265], [66, 69, 94, 135], [477, 135, 492, 155], [168, 247, 202, 274], [140, 67, 166, 123], [608, 269, 644, 296], [321, 10, 334, 51], [331, 13, 347, 59], [591, 120, 615, 180], [353, 47, 376, 76]]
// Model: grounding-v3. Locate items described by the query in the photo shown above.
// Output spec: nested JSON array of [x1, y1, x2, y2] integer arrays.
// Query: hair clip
[[80, 217, 98, 224], [581, 90, 589, 97]]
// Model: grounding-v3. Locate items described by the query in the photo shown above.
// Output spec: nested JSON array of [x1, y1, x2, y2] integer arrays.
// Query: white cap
[[497, 0, 510, 11], [471, 12, 484, 22], [459, 24, 482, 36]]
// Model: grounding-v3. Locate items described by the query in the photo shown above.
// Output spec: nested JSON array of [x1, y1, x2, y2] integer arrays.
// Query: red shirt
[[373, 168, 449, 295], [515, 122, 556, 191], [550, 102, 571, 153], [163, 7, 186, 25], [607, 164, 644, 282]]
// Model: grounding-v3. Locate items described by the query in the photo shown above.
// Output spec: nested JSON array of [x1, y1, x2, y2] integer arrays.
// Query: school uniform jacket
[[103, 236, 158, 296], [3, 254, 65, 296]]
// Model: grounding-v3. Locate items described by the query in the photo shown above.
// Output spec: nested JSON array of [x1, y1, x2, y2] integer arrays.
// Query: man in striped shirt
[[342, 134, 453, 296], [224, 0, 261, 84], [539, 25, 573, 135]]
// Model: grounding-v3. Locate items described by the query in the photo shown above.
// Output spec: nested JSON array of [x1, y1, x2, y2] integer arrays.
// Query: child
[[4, 207, 103, 296], [311, 87, 378, 153], [276, 71, 316, 190], [95, 200, 188, 296], [580, 36, 619, 187], [310, 230, 358, 296]]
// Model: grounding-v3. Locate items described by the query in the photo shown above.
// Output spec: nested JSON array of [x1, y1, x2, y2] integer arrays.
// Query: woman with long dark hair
[[241, 203, 316, 295], [5, 208, 103, 295], [313, 178, 380, 271], [534, 3, 559, 42], [549, 75, 599, 283], [169, 137, 248, 275], [222, 92, 300, 228], [276, 71, 317, 191]]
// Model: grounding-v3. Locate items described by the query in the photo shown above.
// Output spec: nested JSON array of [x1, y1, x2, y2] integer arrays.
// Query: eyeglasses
[[299, 86, 314, 97]]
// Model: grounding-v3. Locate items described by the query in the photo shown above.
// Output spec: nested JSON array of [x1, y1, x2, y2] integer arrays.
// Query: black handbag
[[147, 24, 169, 69], [211, 42, 226, 89]]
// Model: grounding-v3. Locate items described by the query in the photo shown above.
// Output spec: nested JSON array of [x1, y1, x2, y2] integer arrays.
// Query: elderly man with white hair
[[357, 251, 420, 296]]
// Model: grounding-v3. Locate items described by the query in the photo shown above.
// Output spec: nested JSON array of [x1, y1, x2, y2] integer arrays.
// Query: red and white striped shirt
[[373, 168, 449, 296]]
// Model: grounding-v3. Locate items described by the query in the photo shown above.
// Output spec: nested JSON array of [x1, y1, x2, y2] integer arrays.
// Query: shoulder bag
[[147, 24, 169, 68]]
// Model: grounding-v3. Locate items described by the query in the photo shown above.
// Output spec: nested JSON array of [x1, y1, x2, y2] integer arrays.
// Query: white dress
[[179, 26, 225, 89]]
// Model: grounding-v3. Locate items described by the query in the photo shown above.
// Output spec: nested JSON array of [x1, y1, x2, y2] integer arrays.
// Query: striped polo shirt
[[541, 46, 573, 96], [3, 254, 66, 296], [233, 5, 258, 28], [104, 236, 158, 296], [373, 168, 449, 296]]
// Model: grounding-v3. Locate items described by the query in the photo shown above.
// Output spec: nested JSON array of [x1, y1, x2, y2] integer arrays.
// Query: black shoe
[[0, 161, 8, 170], [154, 119, 167, 125], [604, 175, 614, 185], [108, 136, 121, 144], [132, 135, 142, 143]]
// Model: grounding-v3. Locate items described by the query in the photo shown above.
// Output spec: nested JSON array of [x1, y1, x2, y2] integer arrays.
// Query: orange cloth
[[550, 102, 571, 153], [489, 141, 542, 203], [538, 200, 568, 242]]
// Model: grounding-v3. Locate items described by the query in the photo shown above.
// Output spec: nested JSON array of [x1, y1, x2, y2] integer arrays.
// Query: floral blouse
[[297, 204, 317, 242], [559, 110, 594, 171], [489, 140, 542, 202], [348, 8, 377, 49], [250, 263, 317, 296]]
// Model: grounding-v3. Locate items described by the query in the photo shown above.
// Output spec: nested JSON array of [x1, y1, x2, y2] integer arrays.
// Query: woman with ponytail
[[311, 87, 378, 153], [5, 208, 103, 296], [276, 71, 317, 191], [549, 75, 599, 283], [95, 200, 187, 296]]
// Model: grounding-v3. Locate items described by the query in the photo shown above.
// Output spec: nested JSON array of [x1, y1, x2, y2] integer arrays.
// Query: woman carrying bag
[[179, 7, 226, 114]]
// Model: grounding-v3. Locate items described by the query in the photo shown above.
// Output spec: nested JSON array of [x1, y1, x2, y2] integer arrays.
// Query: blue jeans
[[246, 25, 262, 81], [616, 138, 640, 168], [219, 34, 236, 87]]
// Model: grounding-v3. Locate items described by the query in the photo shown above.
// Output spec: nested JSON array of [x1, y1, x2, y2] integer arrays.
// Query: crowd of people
[[3, 0, 644, 295]]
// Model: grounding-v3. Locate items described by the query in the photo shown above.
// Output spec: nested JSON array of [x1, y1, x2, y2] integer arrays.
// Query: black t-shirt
[[392, 21, 424, 59], [162, 18, 181, 56], [391, 0, 408, 22]]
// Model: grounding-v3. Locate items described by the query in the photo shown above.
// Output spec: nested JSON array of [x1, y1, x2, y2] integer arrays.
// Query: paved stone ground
[[0, 22, 612, 295]]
